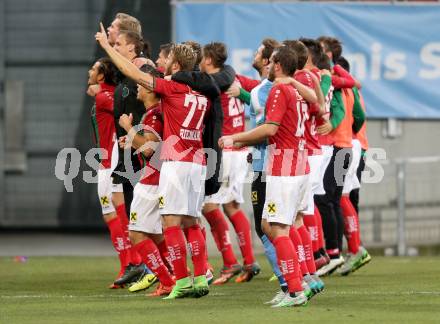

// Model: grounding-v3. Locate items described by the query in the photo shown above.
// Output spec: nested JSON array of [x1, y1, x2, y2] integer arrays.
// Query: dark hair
[[183, 41, 202, 67], [299, 37, 323, 67], [317, 36, 343, 64], [261, 38, 281, 60], [316, 53, 331, 70], [119, 29, 151, 58], [282, 40, 308, 69], [159, 43, 173, 57], [336, 56, 350, 72], [97, 57, 117, 86], [272, 46, 297, 76], [203, 42, 228, 68]]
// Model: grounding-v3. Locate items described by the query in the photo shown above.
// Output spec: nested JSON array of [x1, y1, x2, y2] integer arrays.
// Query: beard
[[252, 60, 261, 73], [165, 62, 173, 76], [268, 67, 276, 82]]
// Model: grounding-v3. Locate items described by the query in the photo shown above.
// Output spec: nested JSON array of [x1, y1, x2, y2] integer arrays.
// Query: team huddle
[[88, 12, 371, 307]]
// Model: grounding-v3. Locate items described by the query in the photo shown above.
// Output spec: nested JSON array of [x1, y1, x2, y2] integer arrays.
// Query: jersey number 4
[[228, 97, 244, 117], [183, 93, 208, 129]]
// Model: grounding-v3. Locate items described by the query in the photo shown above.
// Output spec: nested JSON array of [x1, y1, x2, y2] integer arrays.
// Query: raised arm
[[95, 23, 155, 91]]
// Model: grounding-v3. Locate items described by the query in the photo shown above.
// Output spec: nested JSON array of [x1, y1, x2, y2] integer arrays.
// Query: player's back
[[154, 78, 210, 165], [265, 83, 309, 176], [219, 76, 246, 136]]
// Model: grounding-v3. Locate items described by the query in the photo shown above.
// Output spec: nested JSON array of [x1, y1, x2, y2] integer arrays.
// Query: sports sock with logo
[[105, 217, 129, 270], [204, 209, 238, 267], [340, 196, 361, 254], [186, 224, 207, 277], [297, 225, 317, 274], [289, 226, 310, 276], [116, 204, 142, 265], [133, 239, 175, 287], [273, 235, 303, 294], [303, 213, 319, 253], [163, 226, 188, 280], [261, 234, 286, 286], [157, 239, 173, 273]]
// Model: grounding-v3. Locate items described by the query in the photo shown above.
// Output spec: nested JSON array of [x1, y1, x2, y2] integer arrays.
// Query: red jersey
[[264, 83, 309, 177], [154, 78, 210, 165], [294, 70, 321, 155], [220, 77, 246, 137], [138, 104, 163, 186], [91, 83, 116, 169]]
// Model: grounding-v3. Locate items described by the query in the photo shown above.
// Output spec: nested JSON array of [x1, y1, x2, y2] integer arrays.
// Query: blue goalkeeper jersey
[[249, 78, 272, 172]]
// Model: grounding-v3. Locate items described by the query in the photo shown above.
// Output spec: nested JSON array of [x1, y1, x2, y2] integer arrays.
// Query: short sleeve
[[294, 71, 313, 88], [265, 85, 288, 126], [154, 78, 182, 96], [237, 75, 260, 92]]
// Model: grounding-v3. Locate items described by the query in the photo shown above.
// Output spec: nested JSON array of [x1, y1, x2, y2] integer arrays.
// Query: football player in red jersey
[[96, 24, 211, 299], [219, 46, 309, 308], [88, 57, 128, 288], [198, 42, 260, 284], [117, 65, 176, 297]]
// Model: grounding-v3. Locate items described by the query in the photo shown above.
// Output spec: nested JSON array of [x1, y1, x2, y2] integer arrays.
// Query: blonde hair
[[170, 44, 196, 72], [115, 12, 142, 34]]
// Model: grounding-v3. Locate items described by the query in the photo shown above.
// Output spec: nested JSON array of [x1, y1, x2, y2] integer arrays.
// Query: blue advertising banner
[[175, 2, 440, 118]]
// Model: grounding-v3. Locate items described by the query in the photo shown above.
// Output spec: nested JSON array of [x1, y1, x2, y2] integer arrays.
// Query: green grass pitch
[[1, 255, 439, 323]]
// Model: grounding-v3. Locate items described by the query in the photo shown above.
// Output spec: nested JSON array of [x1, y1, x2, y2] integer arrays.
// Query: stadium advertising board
[[175, 2, 440, 118]]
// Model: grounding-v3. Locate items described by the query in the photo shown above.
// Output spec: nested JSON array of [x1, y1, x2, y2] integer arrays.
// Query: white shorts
[[302, 154, 324, 215], [158, 161, 206, 218], [110, 139, 119, 170], [204, 150, 250, 204], [315, 145, 334, 195], [262, 174, 309, 226], [129, 183, 162, 234], [97, 168, 123, 214], [343, 139, 361, 194]]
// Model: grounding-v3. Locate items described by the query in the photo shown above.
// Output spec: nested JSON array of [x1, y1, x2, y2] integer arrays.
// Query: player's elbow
[[265, 124, 279, 137]]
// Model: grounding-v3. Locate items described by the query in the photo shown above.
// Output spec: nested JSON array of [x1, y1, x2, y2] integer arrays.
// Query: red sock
[[341, 196, 360, 254], [163, 226, 188, 280], [229, 210, 255, 265], [105, 217, 129, 269], [289, 226, 309, 277], [115, 204, 142, 265], [186, 224, 207, 277], [297, 225, 317, 274], [314, 206, 325, 250], [133, 239, 175, 287], [303, 214, 319, 253], [157, 239, 173, 273], [201, 226, 210, 268], [204, 209, 238, 267], [273, 235, 302, 293]]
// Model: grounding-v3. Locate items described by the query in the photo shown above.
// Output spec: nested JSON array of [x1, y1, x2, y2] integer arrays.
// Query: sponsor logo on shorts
[[267, 202, 276, 215], [251, 191, 258, 204], [158, 196, 165, 209], [130, 212, 137, 222], [100, 196, 109, 206]]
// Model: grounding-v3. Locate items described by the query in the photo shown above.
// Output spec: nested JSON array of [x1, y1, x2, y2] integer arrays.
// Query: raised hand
[[118, 135, 128, 148], [119, 113, 133, 131], [95, 22, 110, 50]]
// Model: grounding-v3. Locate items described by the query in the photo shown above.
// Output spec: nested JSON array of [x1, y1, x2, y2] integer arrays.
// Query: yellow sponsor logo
[[130, 212, 137, 222], [251, 191, 258, 203], [267, 202, 276, 214], [100, 196, 109, 206], [158, 196, 164, 209]]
